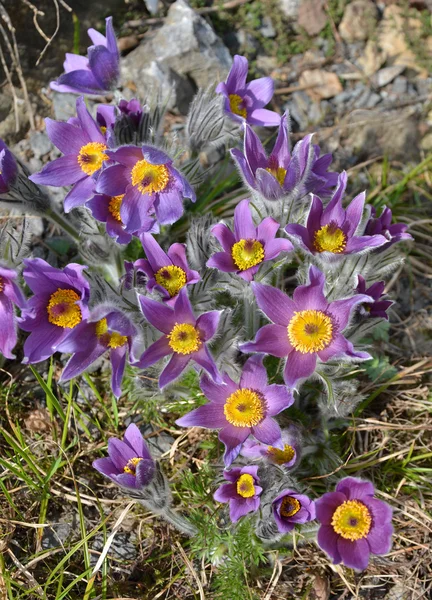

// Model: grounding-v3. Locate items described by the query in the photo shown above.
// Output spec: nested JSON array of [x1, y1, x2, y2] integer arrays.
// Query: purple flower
[[365, 206, 413, 250], [240, 265, 373, 388], [213, 465, 262, 522], [356, 276, 393, 320], [19, 258, 90, 364], [96, 145, 196, 229], [216, 55, 280, 127], [0, 265, 26, 359], [207, 199, 293, 281], [50, 17, 119, 95], [135, 288, 221, 389], [240, 426, 300, 469], [285, 173, 387, 257], [231, 115, 337, 202], [118, 98, 146, 128], [29, 97, 110, 213], [176, 355, 293, 466], [138, 233, 200, 305], [316, 477, 393, 571], [57, 306, 138, 398], [93, 423, 155, 490], [0, 139, 18, 193], [273, 489, 316, 533]]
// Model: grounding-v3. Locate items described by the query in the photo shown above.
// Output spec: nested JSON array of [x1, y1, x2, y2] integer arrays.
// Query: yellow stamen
[[123, 456, 143, 476], [223, 388, 265, 428], [108, 331, 128, 349], [266, 166, 287, 186], [314, 223, 347, 253], [229, 94, 247, 118], [95, 318, 128, 349], [131, 159, 170, 194], [155, 265, 187, 297], [100, 126, 107, 135], [231, 239, 265, 271], [47, 288, 82, 329], [331, 500, 372, 541], [167, 323, 201, 355], [236, 473, 255, 498], [267, 444, 296, 465], [287, 310, 333, 354], [77, 142, 108, 176], [280, 496, 301, 518], [108, 195, 124, 223]]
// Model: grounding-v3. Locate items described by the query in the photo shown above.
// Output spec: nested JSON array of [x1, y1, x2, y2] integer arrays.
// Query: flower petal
[[252, 282, 295, 325], [123, 423, 152, 460], [225, 54, 248, 93], [264, 384, 294, 415], [337, 538, 370, 571], [240, 324, 291, 358], [239, 354, 267, 389], [64, 176, 96, 212], [159, 353, 190, 388], [245, 77, 274, 107], [135, 335, 171, 369], [211, 223, 236, 252], [252, 417, 281, 445], [29, 155, 83, 187], [292, 265, 327, 311], [138, 295, 176, 333], [234, 199, 256, 240], [140, 233, 171, 270], [196, 311, 221, 341], [283, 350, 317, 387], [176, 403, 227, 429], [248, 108, 281, 127], [317, 525, 342, 564], [336, 477, 375, 500], [193, 346, 222, 383]]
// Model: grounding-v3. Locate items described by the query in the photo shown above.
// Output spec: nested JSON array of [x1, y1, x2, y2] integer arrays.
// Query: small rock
[[358, 40, 387, 77], [278, 0, 300, 19], [339, 0, 378, 43], [299, 69, 343, 100], [391, 76, 408, 95], [285, 91, 310, 130], [298, 0, 327, 36], [259, 16, 276, 39], [29, 131, 52, 159], [372, 65, 406, 88]]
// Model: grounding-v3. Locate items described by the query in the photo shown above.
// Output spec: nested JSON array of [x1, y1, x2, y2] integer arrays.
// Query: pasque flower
[[316, 477, 393, 570], [241, 426, 300, 469], [19, 258, 90, 364], [356, 276, 393, 320], [285, 172, 387, 257], [214, 466, 262, 522], [176, 355, 293, 466], [231, 115, 337, 202], [273, 489, 316, 533], [240, 266, 372, 387], [0, 265, 26, 359], [135, 288, 221, 389], [216, 55, 280, 127], [0, 139, 18, 194], [50, 17, 120, 95], [207, 199, 292, 281], [364, 205, 412, 250]]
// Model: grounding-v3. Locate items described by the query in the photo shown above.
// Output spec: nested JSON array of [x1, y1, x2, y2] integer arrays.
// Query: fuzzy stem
[[46, 208, 81, 242], [138, 501, 198, 536]]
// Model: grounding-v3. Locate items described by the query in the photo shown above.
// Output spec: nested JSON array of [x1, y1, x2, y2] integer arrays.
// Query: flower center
[[287, 310, 333, 354], [231, 239, 265, 271], [229, 94, 247, 119], [77, 142, 108, 176], [236, 473, 255, 498], [267, 444, 296, 465], [130, 159, 170, 194], [313, 223, 347, 253], [331, 500, 372, 541], [47, 289, 82, 329], [95, 318, 128, 349], [266, 166, 287, 187], [108, 195, 124, 223], [123, 457, 143, 476], [223, 388, 265, 428], [280, 496, 301, 518], [155, 265, 187, 297], [167, 323, 201, 355]]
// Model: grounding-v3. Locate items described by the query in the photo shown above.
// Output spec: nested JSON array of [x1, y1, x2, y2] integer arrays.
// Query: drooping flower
[[285, 173, 387, 257], [216, 55, 280, 127], [29, 97, 110, 212], [50, 17, 120, 95], [364, 206, 413, 250], [240, 266, 373, 387], [356, 276, 393, 320], [93, 423, 156, 490], [135, 288, 221, 389], [19, 258, 90, 364], [0, 139, 18, 194], [57, 306, 138, 398], [176, 355, 293, 466], [213, 466, 262, 522], [272, 489, 316, 533], [231, 115, 338, 202], [316, 477, 393, 571], [96, 145, 196, 228], [207, 199, 293, 281], [0, 265, 26, 359], [240, 425, 300, 469]]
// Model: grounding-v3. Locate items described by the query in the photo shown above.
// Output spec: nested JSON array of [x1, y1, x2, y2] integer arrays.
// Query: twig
[[36, 0, 60, 66], [175, 541, 206, 600], [0, 43, 19, 131]]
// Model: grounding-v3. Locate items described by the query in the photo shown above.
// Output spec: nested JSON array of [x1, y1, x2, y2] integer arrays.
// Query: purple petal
[[108, 438, 136, 470], [207, 252, 237, 272], [234, 199, 256, 240], [344, 235, 387, 254], [200, 373, 236, 404], [240, 324, 291, 358], [64, 176, 96, 212], [211, 223, 236, 253], [173, 288, 196, 324], [88, 45, 118, 91], [45, 119, 88, 155], [140, 233, 170, 270], [176, 403, 227, 429], [56, 70, 103, 95], [193, 346, 222, 383], [293, 265, 327, 311], [29, 155, 84, 187], [96, 164, 129, 196], [135, 335, 171, 369], [159, 353, 190, 388], [252, 417, 281, 445], [306, 194, 324, 234], [243, 124, 268, 171], [214, 482, 237, 503], [138, 295, 176, 333], [256, 217, 279, 244], [225, 54, 248, 93], [317, 334, 351, 362], [284, 350, 317, 387], [317, 525, 342, 564], [264, 238, 293, 260], [135, 458, 156, 488], [121, 188, 154, 234], [166, 243, 188, 271], [345, 192, 366, 234], [107, 146, 143, 167], [196, 311, 220, 342], [76, 97, 105, 142], [328, 295, 372, 331], [367, 522, 393, 555], [245, 77, 274, 107], [239, 354, 268, 389], [154, 190, 184, 225], [229, 497, 258, 522], [61, 344, 105, 380], [0, 295, 17, 359], [315, 492, 346, 524], [22, 323, 66, 364], [284, 223, 313, 253], [123, 423, 152, 459], [93, 457, 118, 477], [219, 424, 250, 456], [248, 108, 281, 127], [336, 477, 375, 500], [112, 473, 139, 489], [269, 112, 291, 166], [264, 384, 294, 415], [256, 168, 283, 200], [337, 538, 370, 571], [322, 172, 348, 226], [110, 345, 127, 398], [231, 147, 255, 187], [252, 282, 295, 325]]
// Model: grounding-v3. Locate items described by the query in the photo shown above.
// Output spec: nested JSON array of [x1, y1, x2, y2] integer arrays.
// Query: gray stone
[[91, 532, 137, 566], [278, 0, 300, 19], [259, 16, 276, 39], [29, 132, 52, 159], [372, 65, 405, 89], [391, 76, 408, 96]]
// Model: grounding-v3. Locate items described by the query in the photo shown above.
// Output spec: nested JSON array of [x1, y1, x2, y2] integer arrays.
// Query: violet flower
[[365, 206, 413, 250], [214, 466, 262, 522], [231, 115, 337, 202], [216, 55, 280, 127], [0, 139, 18, 193], [316, 477, 393, 571], [240, 426, 299, 469], [118, 99, 146, 128], [356, 276, 393, 320], [96, 145, 196, 228], [240, 265, 373, 388], [273, 489, 316, 533], [51, 17, 119, 95], [176, 355, 293, 466], [135, 288, 221, 389], [29, 97, 110, 212], [285, 173, 387, 257], [19, 258, 90, 364], [0, 265, 26, 359], [207, 199, 293, 281]]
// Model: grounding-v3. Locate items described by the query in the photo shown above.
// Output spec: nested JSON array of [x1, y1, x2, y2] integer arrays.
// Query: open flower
[[285, 173, 387, 257], [216, 55, 280, 127], [214, 466, 262, 522], [364, 206, 412, 250], [356, 276, 393, 320], [240, 426, 300, 469], [272, 489, 315, 533], [0, 139, 18, 194], [19, 258, 90, 364], [207, 199, 292, 281], [51, 17, 119, 95], [231, 115, 337, 202], [240, 266, 372, 388], [176, 355, 293, 466], [316, 477, 393, 571], [29, 97, 109, 212], [96, 145, 196, 228], [57, 306, 138, 398], [135, 288, 221, 388], [0, 265, 26, 359]]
